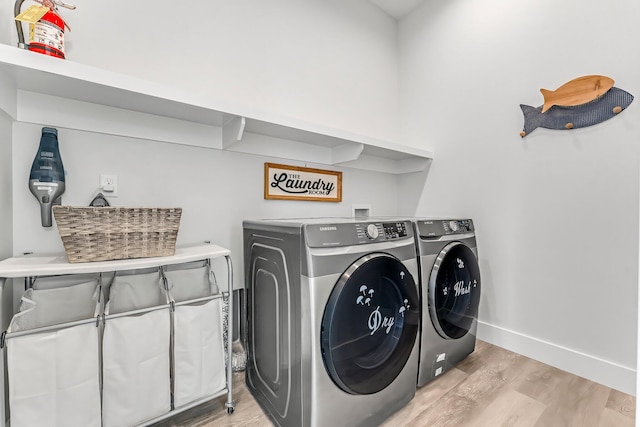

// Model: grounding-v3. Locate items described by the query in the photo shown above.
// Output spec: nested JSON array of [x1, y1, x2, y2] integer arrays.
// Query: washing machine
[[243, 218, 420, 427], [413, 218, 481, 387]]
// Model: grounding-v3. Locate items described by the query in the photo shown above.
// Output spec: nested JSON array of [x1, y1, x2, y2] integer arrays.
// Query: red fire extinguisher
[[28, 9, 67, 59], [14, 0, 76, 59]]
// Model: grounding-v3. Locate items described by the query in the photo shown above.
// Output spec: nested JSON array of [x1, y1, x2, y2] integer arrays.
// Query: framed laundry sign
[[264, 163, 342, 202]]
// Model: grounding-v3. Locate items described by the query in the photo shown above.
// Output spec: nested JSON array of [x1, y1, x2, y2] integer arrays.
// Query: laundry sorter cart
[[0, 243, 236, 427]]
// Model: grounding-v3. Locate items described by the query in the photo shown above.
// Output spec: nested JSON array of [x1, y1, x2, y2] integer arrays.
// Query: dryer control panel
[[417, 219, 474, 238], [305, 221, 412, 247]]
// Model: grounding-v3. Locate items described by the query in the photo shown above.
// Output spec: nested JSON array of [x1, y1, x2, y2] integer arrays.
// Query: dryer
[[413, 219, 481, 387], [243, 218, 420, 427]]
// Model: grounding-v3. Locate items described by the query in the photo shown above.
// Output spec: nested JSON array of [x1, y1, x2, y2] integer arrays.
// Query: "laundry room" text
[[270, 172, 335, 195]]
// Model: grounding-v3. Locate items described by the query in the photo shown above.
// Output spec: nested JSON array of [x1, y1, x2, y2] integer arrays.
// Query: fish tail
[[520, 104, 540, 137], [540, 88, 553, 98], [539, 88, 554, 112]]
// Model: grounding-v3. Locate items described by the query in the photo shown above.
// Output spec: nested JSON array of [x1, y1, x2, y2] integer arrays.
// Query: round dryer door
[[321, 253, 419, 395], [428, 242, 481, 339]]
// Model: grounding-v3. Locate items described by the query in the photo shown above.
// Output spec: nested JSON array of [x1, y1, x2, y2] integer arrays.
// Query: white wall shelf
[[0, 44, 433, 174]]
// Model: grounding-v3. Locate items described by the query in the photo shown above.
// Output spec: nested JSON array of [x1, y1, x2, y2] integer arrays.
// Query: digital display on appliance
[[383, 222, 407, 238]]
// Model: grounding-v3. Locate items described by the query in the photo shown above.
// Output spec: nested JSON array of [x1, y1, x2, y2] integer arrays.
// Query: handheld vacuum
[[29, 127, 65, 227]]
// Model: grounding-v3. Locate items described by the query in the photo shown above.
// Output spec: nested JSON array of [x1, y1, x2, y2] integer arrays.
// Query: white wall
[[0, 66, 14, 262], [3, 0, 400, 143], [0, 112, 12, 261], [398, 0, 640, 394], [0, 78, 14, 339], [0, 4, 11, 46]]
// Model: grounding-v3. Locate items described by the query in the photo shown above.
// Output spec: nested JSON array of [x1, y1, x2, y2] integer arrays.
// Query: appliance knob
[[366, 224, 379, 239], [449, 221, 460, 232]]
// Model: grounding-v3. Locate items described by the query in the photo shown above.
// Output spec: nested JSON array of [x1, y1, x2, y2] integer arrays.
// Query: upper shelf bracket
[[222, 115, 246, 149], [331, 142, 364, 165]]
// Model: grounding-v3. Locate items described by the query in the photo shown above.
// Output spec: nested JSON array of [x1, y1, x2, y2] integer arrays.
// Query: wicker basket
[[53, 206, 182, 263]]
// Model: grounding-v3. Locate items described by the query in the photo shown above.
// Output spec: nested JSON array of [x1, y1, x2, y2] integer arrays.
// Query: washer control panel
[[356, 221, 409, 241], [306, 221, 412, 247], [443, 220, 473, 234], [417, 219, 474, 238]]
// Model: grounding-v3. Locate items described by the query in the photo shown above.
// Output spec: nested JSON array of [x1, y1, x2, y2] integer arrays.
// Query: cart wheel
[[225, 402, 236, 414]]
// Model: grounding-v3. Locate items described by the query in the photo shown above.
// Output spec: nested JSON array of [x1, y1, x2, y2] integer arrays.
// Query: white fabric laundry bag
[[163, 261, 219, 302], [107, 269, 165, 314], [6, 278, 102, 427], [173, 298, 226, 408], [7, 324, 101, 427], [32, 273, 100, 290], [102, 272, 171, 427], [11, 278, 100, 331]]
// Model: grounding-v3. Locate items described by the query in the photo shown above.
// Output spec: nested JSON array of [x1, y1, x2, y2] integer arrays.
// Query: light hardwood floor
[[157, 341, 635, 427]]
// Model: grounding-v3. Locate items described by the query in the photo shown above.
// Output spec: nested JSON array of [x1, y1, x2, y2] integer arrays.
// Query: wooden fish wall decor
[[519, 75, 633, 137]]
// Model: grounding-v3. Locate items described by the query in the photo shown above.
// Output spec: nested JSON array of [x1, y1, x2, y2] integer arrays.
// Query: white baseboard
[[477, 321, 636, 396]]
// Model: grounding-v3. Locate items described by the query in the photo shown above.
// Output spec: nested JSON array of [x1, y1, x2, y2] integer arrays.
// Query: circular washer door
[[428, 242, 481, 339], [321, 253, 419, 395]]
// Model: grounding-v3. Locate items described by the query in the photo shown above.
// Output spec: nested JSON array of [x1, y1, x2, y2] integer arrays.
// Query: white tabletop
[[0, 244, 230, 278]]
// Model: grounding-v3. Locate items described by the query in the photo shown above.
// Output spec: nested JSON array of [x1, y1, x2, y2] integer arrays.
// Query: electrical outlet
[[100, 174, 118, 197]]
